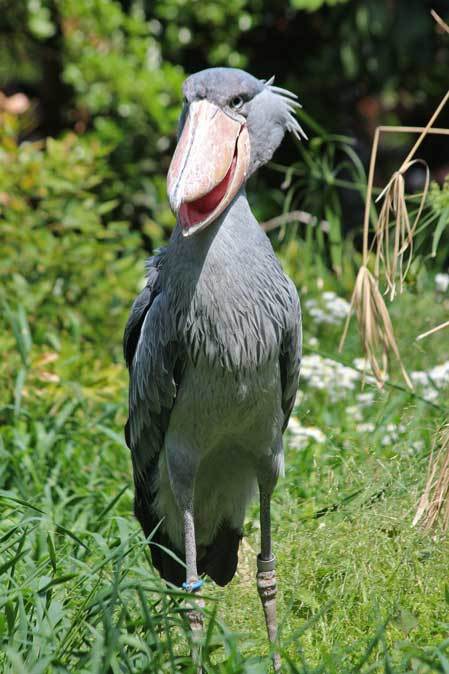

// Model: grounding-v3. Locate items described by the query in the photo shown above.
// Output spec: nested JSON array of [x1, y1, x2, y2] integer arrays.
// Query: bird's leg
[[257, 486, 281, 672], [183, 506, 204, 669], [184, 507, 199, 588]]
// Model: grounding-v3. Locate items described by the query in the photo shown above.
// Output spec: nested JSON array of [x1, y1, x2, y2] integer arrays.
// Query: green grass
[[2, 217, 449, 673]]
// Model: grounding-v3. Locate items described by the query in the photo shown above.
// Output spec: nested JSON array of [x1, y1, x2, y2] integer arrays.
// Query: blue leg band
[[182, 579, 204, 592]]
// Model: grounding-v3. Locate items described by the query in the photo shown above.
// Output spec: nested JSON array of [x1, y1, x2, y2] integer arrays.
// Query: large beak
[[167, 99, 251, 236]]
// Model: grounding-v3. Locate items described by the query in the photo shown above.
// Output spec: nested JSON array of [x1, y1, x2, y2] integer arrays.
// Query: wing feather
[[280, 284, 302, 431], [124, 252, 182, 477]]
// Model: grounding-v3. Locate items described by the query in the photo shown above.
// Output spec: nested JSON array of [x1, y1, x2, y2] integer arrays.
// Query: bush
[[0, 114, 143, 418]]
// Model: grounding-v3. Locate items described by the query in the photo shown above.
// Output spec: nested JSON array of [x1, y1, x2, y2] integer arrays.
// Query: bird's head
[[167, 67, 306, 237]]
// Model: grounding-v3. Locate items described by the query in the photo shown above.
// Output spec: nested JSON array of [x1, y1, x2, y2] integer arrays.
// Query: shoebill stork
[[124, 67, 304, 669]]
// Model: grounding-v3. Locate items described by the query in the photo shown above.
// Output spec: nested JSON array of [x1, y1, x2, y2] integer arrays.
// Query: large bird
[[124, 67, 304, 668]]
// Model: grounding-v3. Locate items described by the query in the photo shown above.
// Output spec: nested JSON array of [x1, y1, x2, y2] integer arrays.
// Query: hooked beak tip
[[168, 191, 180, 214]]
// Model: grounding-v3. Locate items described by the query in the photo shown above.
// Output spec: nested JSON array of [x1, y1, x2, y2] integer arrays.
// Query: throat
[[167, 188, 262, 290]]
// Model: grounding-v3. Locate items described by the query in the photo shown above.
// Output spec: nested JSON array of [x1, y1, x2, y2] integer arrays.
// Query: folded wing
[[124, 252, 185, 583]]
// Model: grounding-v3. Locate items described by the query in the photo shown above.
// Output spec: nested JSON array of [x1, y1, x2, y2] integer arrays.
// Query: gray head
[[167, 67, 306, 237]]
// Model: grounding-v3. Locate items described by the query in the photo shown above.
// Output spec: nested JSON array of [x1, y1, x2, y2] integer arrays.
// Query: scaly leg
[[257, 487, 281, 672], [183, 507, 204, 671]]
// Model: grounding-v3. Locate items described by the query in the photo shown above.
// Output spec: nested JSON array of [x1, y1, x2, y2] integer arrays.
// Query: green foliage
[[1, 0, 184, 234], [27, 0, 56, 39], [151, 0, 252, 67], [0, 114, 143, 452], [290, 0, 349, 9], [267, 130, 366, 287], [427, 178, 449, 260], [58, 0, 184, 231]]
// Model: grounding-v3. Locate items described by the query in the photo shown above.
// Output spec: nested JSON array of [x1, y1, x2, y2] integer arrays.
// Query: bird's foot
[[183, 578, 204, 633], [183, 576, 205, 673], [182, 578, 204, 641], [186, 601, 205, 634], [257, 555, 281, 672]]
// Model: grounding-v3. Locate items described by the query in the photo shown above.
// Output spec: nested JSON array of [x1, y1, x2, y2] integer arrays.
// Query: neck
[[163, 186, 267, 292]]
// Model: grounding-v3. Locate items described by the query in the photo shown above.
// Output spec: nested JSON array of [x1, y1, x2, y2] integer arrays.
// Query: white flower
[[356, 422, 375, 433], [410, 371, 429, 387], [353, 358, 369, 370], [301, 354, 362, 401], [356, 392, 375, 407], [346, 405, 363, 421], [352, 358, 378, 384], [380, 423, 406, 446], [287, 417, 326, 449], [429, 361, 449, 387], [410, 360, 449, 401], [304, 292, 350, 326], [435, 273, 449, 293], [422, 388, 439, 402]]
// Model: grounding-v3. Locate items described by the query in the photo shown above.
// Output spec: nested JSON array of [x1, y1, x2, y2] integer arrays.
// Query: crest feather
[[263, 75, 308, 141]]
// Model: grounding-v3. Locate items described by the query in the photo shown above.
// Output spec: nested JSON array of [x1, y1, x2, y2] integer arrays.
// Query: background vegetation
[[1, 1, 449, 672]]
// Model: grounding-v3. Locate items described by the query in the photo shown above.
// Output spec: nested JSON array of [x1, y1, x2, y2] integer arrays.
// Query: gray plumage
[[124, 68, 302, 587]]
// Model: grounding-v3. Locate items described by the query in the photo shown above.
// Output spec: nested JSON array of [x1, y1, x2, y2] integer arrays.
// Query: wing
[[280, 282, 302, 432], [124, 253, 190, 584], [124, 252, 181, 478]]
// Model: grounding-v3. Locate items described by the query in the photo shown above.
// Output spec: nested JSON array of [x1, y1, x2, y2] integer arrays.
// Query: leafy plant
[[428, 177, 449, 261]]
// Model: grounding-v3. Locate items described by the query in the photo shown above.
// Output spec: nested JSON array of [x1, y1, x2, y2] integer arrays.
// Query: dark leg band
[[257, 553, 276, 572]]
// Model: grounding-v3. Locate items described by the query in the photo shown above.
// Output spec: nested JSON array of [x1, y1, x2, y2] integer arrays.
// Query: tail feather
[[199, 523, 242, 586], [134, 492, 186, 586], [134, 479, 242, 586]]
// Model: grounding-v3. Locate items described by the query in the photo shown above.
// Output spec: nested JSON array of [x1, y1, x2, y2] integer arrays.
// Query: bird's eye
[[230, 95, 244, 110]]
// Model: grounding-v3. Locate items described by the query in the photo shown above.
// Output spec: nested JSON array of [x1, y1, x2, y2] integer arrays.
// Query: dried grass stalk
[[413, 424, 449, 531], [417, 320, 449, 341], [261, 209, 330, 234], [374, 160, 429, 300], [340, 89, 449, 388], [339, 266, 412, 388], [411, 10, 449, 534], [373, 91, 449, 302], [431, 9, 449, 35]]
